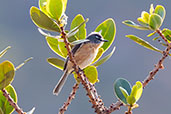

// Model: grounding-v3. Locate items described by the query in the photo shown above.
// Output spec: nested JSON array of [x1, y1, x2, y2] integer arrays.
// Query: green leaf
[[0, 46, 11, 58], [92, 48, 104, 64], [0, 61, 15, 90], [93, 47, 115, 67], [149, 14, 162, 30], [47, 58, 65, 70], [126, 35, 162, 53], [114, 78, 132, 104], [147, 31, 156, 37], [70, 14, 86, 40], [39, 0, 48, 15], [30, 6, 61, 32], [127, 95, 136, 105], [154, 5, 166, 20], [46, 37, 64, 58], [162, 28, 171, 42], [84, 66, 98, 84], [137, 18, 149, 27], [0, 85, 17, 114], [62, 0, 68, 14], [0, 108, 4, 114], [130, 81, 143, 103], [46, 0, 64, 20], [58, 41, 68, 57], [141, 11, 150, 23], [95, 18, 116, 52], [149, 4, 154, 14], [119, 86, 129, 99], [123, 20, 150, 30]]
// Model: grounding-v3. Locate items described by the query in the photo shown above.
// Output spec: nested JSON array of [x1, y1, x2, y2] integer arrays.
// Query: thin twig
[[2, 89, 25, 114], [60, 26, 106, 113], [143, 29, 171, 87], [59, 83, 79, 114], [106, 29, 171, 113]]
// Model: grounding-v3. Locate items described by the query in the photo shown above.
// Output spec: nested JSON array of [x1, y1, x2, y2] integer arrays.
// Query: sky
[[0, 0, 171, 114]]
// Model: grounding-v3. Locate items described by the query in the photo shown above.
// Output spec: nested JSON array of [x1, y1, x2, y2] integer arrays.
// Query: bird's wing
[[63, 40, 89, 71]]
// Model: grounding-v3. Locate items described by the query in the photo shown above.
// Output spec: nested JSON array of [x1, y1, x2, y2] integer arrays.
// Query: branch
[[60, 26, 106, 113], [59, 83, 79, 114], [2, 89, 25, 114], [106, 29, 171, 113], [105, 101, 123, 113], [142, 29, 171, 87]]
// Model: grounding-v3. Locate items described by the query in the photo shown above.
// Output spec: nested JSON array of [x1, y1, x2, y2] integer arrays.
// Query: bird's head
[[86, 32, 108, 44]]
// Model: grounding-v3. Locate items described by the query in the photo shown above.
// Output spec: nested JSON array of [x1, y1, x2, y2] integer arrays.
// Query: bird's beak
[[101, 39, 108, 42]]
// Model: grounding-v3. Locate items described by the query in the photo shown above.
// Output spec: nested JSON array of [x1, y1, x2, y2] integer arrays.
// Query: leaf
[[39, 0, 48, 15], [0, 61, 15, 90], [114, 78, 132, 104], [122, 20, 150, 30], [46, 0, 64, 20], [84, 66, 98, 84], [30, 6, 61, 32], [47, 58, 65, 70], [70, 14, 86, 40], [119, 86, 129, 99], [127, 95, 136, 105], [58, 41, 68, 57], [0, 85, 17, 114], [162, 28, 171, 42], [93, 47, 115, 67], [62, 0, 68, 14], [15, 57, 33, 71], [0, 108, 4, 114], [154, 5, 166, 20], [130, 81, 143, 103], [141, 11, 150, 23], [147, 31, 156, 37], [126, 35, 162, 53], [137, 11, 150, 27], [149, 14, 162, 30], [0, 46, 11, 58], [95, 18, 116, 52], [46, 37, 65, 58], [149, 4, 154, 14], [92, 48, 104, 64], [26, 107, 36, 114]]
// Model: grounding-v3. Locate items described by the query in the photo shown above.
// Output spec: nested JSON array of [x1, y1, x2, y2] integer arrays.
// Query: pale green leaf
[[95, 18, 116, 52], [0, 46, 11, 58], [46, 37, 65, 58], [93, 47, 115, 67], [70, 14, 86, 40], [0, 61, 15, 90], [123, 20, 151, 30], [149, 14, 162, 30], [126, 35, 162, 53], [154, 5, 166, 20], [0, 85, 17, 114], [47, 58, 65, 70], [46, 0, 64, 20], [30, 6, 61, 32]]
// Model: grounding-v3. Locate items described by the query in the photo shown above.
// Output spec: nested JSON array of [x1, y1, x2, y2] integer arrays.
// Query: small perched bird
[[53, 32, 108, 96]]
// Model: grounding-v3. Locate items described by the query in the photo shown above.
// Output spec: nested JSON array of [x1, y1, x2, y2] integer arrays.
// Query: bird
[[53, 31, 108, 96]]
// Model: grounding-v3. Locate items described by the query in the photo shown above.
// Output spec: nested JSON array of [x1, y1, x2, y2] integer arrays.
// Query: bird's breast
[[73, 43, 100, 69]]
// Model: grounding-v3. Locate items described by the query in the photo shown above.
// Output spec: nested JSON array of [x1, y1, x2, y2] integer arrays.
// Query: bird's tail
[[53, 70, 69, 96]]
